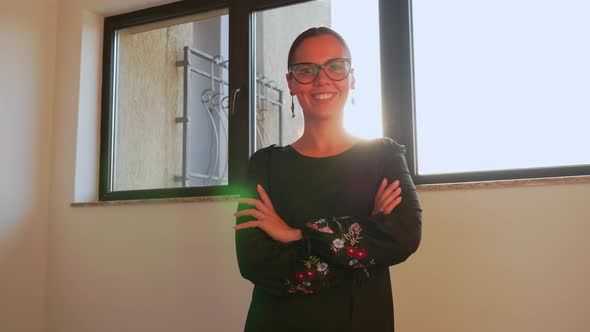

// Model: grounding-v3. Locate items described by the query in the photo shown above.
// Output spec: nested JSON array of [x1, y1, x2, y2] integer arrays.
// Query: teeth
[[314, 94, 333, 100]]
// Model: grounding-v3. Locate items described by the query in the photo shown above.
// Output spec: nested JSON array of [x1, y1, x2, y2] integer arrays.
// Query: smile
[[312, 93, 337, 100]]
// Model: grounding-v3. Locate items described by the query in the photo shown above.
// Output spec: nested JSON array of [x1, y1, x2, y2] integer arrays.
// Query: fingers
[[376, 179, 400, 207], [233, 185, 277, 232], [381, 179, 400, 199], [233, 208, 264, 220], [237, 197, 270, 214], [383, 196, 402, 215], [233, 220, 262, 230], [381, 187, 401, 209], [235, 184, 275, 214], [375, 178, 388, 201], [256, 184, 276, 212], [372, 178, 403, 216]]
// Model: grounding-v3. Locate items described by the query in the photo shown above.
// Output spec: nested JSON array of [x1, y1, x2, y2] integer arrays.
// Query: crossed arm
[[234, 140, 422, 296], [234, 178, 403, 242]]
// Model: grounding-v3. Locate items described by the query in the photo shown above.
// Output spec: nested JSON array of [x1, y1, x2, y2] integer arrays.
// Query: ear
[[286, 72, 297, 96], [350, 68, 356, 90]]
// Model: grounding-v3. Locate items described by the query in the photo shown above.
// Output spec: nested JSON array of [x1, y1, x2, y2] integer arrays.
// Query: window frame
[[100, 0, 239, 201]]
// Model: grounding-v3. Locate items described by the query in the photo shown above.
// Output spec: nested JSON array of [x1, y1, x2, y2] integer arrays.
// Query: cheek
[[294, 86, 312, 98], [335, 82, 351, 94]]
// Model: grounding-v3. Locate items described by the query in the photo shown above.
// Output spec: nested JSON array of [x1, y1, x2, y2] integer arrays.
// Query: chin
[[304, 109, 343, 121]]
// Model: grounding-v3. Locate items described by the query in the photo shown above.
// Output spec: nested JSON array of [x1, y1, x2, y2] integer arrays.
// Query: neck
[[293, 114, 359, 151]]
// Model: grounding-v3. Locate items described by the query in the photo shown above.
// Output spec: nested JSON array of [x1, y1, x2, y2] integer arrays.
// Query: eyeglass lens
[[291, 59, 351, 84]]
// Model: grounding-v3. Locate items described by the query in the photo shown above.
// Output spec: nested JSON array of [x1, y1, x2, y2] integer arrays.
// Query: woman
[[234, 27, 422, 332]]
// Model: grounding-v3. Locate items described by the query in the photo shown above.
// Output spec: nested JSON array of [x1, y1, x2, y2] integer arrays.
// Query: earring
[[351, 91, 356, 107], [291, 95, 296, 118]]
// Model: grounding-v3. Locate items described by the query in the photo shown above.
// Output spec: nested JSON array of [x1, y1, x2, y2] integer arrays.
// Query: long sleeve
[[235, 146, 334, 296], [300, 138, 422, 278]]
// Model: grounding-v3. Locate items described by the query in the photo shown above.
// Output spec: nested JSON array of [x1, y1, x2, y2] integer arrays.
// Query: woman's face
[[286, 34, 355, 120]]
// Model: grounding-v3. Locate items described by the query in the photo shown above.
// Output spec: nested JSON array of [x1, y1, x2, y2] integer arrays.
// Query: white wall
[[0, 1, 57, 331], [2, 0, 589, 331]]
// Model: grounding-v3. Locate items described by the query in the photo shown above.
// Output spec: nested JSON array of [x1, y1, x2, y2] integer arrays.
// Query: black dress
[[235, 137, 422, 332]]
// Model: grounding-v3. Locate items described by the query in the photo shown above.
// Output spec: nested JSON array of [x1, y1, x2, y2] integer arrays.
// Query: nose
[[313, 68, 331, 85]]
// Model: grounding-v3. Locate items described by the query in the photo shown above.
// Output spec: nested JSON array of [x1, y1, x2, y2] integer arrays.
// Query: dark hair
[[287, 27, 351, 69]]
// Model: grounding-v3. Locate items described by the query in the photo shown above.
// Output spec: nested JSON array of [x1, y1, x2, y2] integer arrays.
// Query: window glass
[[413, 0, 590, 175], [113, 10, 229, 190], [253, 0, 383, 150]]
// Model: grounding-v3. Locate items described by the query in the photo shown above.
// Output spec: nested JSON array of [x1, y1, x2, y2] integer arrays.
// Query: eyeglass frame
[[288, 57, 352, 84]]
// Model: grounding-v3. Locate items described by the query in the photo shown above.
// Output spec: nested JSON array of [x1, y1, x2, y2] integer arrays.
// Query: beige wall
[[395, 183, 590, 331], [49, 1, 252, 331], [1, 0, 589, 331], [0, 1, 57, 331]]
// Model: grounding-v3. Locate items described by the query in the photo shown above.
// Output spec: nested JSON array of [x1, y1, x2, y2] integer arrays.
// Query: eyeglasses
[[288, 58, 352, 84]]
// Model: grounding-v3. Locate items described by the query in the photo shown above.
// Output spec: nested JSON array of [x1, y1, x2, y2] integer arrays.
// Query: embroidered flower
[[332, 238, 345, 249], [303, 256, 320, 270], [286, 259, 330, 295], [346, 246, 357, 257], [354, 248, 367, 260], [310, 217, 375, 280], [296, 284, 312, 294], [306, 218, 334, 234], [317, 262, 328, 272], [348, 223, 363, 236]]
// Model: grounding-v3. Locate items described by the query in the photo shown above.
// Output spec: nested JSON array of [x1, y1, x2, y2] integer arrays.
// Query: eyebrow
[[289, 57, 350, 67]]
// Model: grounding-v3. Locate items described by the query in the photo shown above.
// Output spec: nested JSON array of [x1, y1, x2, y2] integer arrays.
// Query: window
[[101, 2, 233, 200], [406, 0, 590, 184], [100, 0, 395, 201], [99, 0, 582, 200]]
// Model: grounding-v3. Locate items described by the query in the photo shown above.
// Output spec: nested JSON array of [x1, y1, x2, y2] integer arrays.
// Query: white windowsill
[[71, 195, 239, 207], [416, 175, 590, 191], [70, 175, 590, 207]]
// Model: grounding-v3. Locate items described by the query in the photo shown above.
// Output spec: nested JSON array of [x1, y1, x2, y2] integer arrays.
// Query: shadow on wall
[[0, 3, 55, 328], [0, 210, 47, 332]]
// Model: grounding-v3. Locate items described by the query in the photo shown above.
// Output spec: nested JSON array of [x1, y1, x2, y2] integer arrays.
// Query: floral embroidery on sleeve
[[306, 218, 334, 234], [306, 216, 376, 278], [285, 256, 330, 295]]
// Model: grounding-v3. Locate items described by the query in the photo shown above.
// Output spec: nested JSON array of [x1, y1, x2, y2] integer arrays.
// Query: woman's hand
[[371, 178, 402, 216], [233, 184, 302, 244]]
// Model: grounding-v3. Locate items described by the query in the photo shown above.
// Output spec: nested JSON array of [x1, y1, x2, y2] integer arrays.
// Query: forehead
[[292, 34, 349, 64]]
